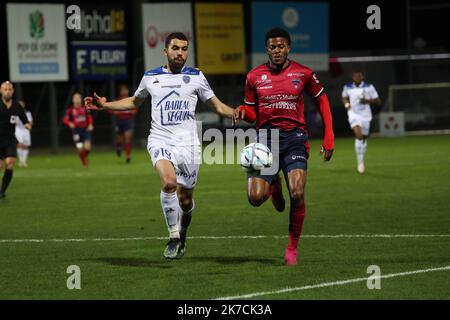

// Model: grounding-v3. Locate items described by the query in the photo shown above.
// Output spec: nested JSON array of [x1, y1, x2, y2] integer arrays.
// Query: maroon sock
[[84, 149, 90, 163], [125, 143, 131, 159], [288, 201, 306, 250], [79, 150, 86, 164]]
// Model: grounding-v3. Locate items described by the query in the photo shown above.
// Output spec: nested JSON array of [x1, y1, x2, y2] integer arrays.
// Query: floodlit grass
[[1, 135, 449, 299]]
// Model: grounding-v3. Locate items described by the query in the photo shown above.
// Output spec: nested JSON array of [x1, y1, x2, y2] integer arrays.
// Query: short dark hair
[[165, 32, 189, 48], [265, 27, 291, 46]]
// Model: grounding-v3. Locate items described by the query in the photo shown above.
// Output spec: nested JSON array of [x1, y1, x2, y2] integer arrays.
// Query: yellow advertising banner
[[195, 3, 246, 74]]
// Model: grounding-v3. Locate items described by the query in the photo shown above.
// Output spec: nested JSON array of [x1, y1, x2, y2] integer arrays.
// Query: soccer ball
[[240, 142, 273, 172]]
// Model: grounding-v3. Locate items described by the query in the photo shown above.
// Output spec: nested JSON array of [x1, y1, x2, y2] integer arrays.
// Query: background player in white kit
[[84, 32, 235, 259], [15, 101, 33, 167], [342, 70, 381, 173]]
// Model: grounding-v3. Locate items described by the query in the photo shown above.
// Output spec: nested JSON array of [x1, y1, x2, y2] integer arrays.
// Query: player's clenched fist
[[320, 147, 334, 162]]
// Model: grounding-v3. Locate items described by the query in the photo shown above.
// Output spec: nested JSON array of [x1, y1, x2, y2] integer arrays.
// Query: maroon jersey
[[244, 60, 324, 130], [108, 109, 137, 121], [108, 97, 137, 121], [63, 106, 93, 128]]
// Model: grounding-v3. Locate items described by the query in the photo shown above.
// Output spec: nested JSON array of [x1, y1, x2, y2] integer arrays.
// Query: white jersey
[[15, 111, 32, 130], [342, 81, 379, 121], [134, 66, 215, 146], [15, 111, 32, 146]]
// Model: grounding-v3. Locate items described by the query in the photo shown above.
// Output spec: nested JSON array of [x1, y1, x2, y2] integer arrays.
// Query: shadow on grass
[[189, 255, 281, 265], [90, 255, 281, 268], [93, 257, 174, 269]]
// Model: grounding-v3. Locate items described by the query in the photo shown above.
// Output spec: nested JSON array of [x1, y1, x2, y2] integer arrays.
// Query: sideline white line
[[0, 234, 449, 243], [213, 265, 450, 300]]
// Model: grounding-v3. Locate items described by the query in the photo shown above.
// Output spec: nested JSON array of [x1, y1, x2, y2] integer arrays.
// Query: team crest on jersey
[[292, 79, 301, 89], [154, 149, 160, 158], [183, 75, 191, 84]]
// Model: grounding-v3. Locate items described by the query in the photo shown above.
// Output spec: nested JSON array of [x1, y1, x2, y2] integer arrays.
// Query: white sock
[[17, 149, 24, 164], [362, 140, 367, 155], [22, 149, 29, 164], [160, 191, 180, 238], [355, 139, 364, 163]]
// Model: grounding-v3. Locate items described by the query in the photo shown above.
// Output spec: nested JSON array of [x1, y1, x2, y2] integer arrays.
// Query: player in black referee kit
[[0, 81, 31, 199]]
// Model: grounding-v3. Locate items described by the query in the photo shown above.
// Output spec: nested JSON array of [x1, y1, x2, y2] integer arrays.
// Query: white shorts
[[15, 128, 31, 147], [347, 111, 371, 136], [148, 140, 201, 189]]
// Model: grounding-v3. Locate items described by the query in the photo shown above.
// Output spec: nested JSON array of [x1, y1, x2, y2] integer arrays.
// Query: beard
[[168, 57, 186, 74], [1, 94, 13, 102]]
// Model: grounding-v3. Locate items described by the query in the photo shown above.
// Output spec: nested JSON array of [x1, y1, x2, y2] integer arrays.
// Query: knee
[[290, 187, 304, 204], [248, 190, 266, 207], [161, 178, 177, 193], [5, 160, 15, 170], [179, 195, 193, 212]]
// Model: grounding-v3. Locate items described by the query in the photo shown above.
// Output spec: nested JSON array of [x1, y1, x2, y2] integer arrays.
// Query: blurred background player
[[84, 32, 235, 260], [109, 84, 137, 163], [63, 92, 94, 166], [0, 81, 31, 199], [342, 70, 381, 174], [234, 28, 334, 266], [15, 100, 33, 167]]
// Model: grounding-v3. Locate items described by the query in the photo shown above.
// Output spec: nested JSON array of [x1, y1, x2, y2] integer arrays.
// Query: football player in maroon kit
[[63, 92, 94, 166], [234, 28, 335, 266], [109, 84, 137, 163]]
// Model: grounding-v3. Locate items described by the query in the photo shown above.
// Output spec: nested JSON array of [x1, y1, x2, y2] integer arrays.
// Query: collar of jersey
[[161, 66, 190, 74], [353, 81, 365, 88]]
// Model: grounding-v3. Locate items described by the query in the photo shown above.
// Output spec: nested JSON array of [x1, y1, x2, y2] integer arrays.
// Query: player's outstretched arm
[[205, 96, 235, 124], [84, 93, 145, 111], [314, 93, 334, 161]]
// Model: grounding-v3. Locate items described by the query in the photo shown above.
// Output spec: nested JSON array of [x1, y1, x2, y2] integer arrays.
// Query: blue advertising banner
[[69, 5, 128, 80], [71, 43, 127, 80], [252, 2, 329, 71]]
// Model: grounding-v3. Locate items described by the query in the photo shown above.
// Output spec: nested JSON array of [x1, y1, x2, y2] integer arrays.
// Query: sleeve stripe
[[312, 87, 324, 98], [244, 100, 256, 105]]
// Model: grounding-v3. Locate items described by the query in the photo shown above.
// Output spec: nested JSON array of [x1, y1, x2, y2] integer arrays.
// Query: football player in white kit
[[84, 32, 235, 259], [342, 71, 381, 173], [15, 101, 33, 167]]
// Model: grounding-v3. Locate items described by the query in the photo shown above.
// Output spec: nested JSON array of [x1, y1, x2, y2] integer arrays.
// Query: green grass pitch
[[1, 135, 449, 299]]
